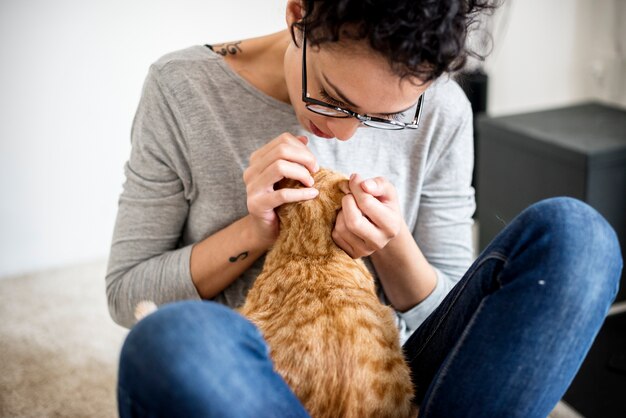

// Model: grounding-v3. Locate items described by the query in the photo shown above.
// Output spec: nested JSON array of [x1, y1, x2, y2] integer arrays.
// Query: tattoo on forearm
[[212, 41, 243, 56], [229, 251, 249, 263]]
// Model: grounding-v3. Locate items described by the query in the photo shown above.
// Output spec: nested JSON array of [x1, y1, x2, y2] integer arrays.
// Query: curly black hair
[[290, 0, 500, 83]]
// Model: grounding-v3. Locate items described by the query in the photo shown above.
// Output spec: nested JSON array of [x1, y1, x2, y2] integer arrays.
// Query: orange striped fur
[[240, 168, 416, 418]]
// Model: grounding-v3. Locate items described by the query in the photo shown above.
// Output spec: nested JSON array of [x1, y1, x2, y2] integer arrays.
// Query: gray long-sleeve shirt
[[106, 45, 476, 344]]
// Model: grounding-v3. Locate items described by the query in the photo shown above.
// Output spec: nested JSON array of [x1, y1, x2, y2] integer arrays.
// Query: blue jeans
[[117, 197, 622, 418]]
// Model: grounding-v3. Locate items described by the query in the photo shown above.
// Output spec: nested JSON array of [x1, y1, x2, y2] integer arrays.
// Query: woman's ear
[[285, 0, 306, 33]]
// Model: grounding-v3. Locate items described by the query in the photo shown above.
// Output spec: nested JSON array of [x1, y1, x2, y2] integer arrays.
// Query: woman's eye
[[386, 112, 406, 121], [318, 89, 345, 107], [319, 88, 405, 121]]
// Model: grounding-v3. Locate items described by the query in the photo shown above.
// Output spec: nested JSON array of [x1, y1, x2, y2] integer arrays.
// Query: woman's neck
[[219, 29, 292, 104]]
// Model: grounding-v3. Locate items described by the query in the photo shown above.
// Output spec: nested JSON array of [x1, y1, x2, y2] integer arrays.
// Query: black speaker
[[563, 311, 626, 417], [456, 69, 489, 114], [455, 69, 489, 218], [476, 102, 626, 302]]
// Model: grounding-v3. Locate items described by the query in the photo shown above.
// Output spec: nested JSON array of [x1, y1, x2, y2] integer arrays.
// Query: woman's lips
[[310, 121, 333, 139]]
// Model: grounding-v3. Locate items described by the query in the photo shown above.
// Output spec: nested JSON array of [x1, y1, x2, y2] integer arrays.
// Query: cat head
[[275, 168, 349, 247]]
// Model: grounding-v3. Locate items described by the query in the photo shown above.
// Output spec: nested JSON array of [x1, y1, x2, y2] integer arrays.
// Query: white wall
[[482, 0, 626, 115], [0, 0, 288, 278], [0, 0, 624, 278]]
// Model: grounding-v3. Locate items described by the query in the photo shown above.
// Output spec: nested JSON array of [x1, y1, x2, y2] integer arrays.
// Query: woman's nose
[[327, 117, 361, 141]]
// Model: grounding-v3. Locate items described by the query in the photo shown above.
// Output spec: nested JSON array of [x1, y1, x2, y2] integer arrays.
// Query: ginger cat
[[240, 168, 416, 418]]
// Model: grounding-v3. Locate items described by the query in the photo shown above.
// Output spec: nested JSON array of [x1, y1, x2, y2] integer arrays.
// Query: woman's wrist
[[243, 214, 279, 253], [190, 214, 276, 299], [371, 223, 437, 312]]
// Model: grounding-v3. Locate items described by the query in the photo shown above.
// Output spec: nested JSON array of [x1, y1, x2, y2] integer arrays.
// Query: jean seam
[[408, 251, 508, 363]]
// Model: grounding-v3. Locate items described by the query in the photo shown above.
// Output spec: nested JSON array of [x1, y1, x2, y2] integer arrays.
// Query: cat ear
[[275, 177, 300, 191], [326, 179, 349, 211], [337, 180, 350, 195]]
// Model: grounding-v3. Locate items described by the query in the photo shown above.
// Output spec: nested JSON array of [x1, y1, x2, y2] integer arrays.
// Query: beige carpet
[[0, 260, 127, 418], [0, 259, 582, 418]]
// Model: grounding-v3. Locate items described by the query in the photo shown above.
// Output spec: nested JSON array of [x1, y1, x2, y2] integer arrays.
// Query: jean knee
[[118, 302, 281, 416], [524, 197, 622, 303], [119, 301, 268, 385]]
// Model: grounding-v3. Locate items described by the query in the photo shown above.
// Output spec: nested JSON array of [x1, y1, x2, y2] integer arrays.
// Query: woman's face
[[283, 36, 429, 141]]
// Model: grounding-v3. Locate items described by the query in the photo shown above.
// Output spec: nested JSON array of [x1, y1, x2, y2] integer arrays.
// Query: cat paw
[[134, 300, 158, 321]]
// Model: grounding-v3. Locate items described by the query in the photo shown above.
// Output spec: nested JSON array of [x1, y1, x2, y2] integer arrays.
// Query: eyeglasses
[[301, 26, 424, 130]]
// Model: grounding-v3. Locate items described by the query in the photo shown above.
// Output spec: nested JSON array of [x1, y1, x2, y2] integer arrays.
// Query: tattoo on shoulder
[[229, 251, 249, 263], [212, 41, 243, 56]]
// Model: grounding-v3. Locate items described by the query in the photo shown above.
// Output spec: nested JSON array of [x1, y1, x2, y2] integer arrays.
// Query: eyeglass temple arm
[[301, 27, 308, 102], [412, 94, 425, 126]]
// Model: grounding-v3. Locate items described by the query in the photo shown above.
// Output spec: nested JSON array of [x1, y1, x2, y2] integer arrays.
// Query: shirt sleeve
[[106, 65, 201, 329], [397, 93, 477, 344], [394, 267, 457, 345]]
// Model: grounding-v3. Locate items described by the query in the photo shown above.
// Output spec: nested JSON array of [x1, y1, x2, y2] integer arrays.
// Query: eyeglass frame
[[300, 26, 425, 130]]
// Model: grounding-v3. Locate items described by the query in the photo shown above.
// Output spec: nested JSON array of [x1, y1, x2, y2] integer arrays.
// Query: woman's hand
[[332, 173, 403, 259], [243, 133, 319, 247]]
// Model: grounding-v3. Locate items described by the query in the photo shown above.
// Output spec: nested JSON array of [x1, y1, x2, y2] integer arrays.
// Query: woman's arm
[[370, 223, 438, 312], [371, 98, 476, 313], [106, 65, 200, 328], [332, 174, 437, 311], [189, 215, 271, 299], [191, 132, 321, 298], [332, 87, 475, 326], [107, 64, 318, 328]]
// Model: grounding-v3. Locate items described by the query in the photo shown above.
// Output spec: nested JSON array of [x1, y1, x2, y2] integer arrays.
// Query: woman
[[108, 0, 622, 416]]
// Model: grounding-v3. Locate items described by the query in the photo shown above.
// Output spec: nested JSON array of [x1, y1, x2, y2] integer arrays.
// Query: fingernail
[[350, 173, 356, 181], [309, 176, 315, 186], [364, 179, 376, 190], [313, 163, 320, 173], [306, 188, 319, 197]]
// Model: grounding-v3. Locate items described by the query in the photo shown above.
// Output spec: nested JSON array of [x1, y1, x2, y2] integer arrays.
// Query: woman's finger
[[334, 206, 377, 257], [247, 160, 316, 196], [252, 187, 319, 213], [340, 193, 386, 249], [247, 133, 318, 181], [349, 174, 400, 237]]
